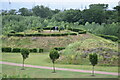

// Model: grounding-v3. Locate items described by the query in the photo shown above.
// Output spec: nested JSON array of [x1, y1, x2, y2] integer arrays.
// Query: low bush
[[12, 48, 21, 52], [97, 34, 119, 42], [39, 48, 44, 53], [2, 47, 12, 52], [30, 48, 38, 53], [54, 47, 65, 51], [8, 33, 24, 37]]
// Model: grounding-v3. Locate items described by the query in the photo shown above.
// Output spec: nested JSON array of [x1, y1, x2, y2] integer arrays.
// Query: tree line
[[2, 4, 120, 24], [1, 4, 120, 39]]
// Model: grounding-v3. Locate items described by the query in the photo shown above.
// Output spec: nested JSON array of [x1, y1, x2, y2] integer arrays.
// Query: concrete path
[[0, 61, 118, 76]]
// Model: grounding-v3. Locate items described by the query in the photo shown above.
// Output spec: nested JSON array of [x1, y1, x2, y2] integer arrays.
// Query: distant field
[[1, 53, 118, 72]]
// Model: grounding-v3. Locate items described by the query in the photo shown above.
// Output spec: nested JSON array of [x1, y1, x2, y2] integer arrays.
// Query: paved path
[[0, 61, 118, 76]]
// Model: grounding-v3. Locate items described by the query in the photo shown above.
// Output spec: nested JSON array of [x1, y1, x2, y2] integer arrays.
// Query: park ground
[[1, 53, 118, 78]]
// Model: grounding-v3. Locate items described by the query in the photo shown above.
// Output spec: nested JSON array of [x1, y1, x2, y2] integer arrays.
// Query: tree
[[32, 5, 53, 18], [19, 8, 32, 16], [114, 6, 120, 22], [49, 49, 60, 73], [89, 53, 98, 76], [52, 9, 82, 23], [8, 9, 17, 15], [21, 48, 30, 70]]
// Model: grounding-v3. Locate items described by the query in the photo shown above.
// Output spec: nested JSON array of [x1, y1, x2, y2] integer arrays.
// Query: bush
[[2, 47, 12, 52], [54, 47, 65, 51], [97, 34, 119, 41], [78, 30, 87, 34], [30, 48, 38, 53], [12, 48, 21, 52], [39, 48, 44, 53]]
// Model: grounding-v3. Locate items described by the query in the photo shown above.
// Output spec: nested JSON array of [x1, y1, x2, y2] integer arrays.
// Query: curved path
[[0, 61, 118, 76]]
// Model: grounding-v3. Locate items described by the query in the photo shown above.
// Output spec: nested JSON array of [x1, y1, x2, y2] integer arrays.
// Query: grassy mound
[[58, 34, 118, 66]]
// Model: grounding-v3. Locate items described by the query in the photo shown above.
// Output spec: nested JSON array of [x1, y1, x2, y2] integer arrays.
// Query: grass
[[1, 53, 118, 72], [2, 64, 118, 78]]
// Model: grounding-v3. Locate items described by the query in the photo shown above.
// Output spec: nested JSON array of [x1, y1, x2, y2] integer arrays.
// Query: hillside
[[2, 32, 119, 65]]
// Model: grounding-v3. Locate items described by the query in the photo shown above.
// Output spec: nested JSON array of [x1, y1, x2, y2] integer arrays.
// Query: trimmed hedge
[[43, 27, 52, 30], [8, 32, 77, 37], [68, 28, 84, 32], [78, 30, 87, 34], [2, 47, 44, 53], [54, 47, 65, 51], [97, 34, 119, 42], [39, 49, 44, 53], [2, 47, 12, 52], [8, 33, 24, 37], [12, 48, 21, 52], [30, 48, 38, 53]]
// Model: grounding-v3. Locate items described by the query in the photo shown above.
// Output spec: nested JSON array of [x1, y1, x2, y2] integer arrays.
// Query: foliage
[[2, 47, 12, 52], [54, 47, 65, 51], [30, 48, 38, 53], [49, 49, 60, 63], [39, 49, 44, 53], [12, 48, 21, 52], [8, 32, 77, 37], [21, 48, 30, 59], [89, 53, 98, 66]]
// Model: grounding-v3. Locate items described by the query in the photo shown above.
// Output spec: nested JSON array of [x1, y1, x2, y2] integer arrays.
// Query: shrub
[[30, 48, 38, 53], [54, 47, 65, 51], [2, 47, 12, 52], [39, 49, 44, 53], [97, 34, 119, 41], [12, 48, 21, 52]]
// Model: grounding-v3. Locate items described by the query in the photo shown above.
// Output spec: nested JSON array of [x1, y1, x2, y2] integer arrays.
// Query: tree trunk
[[92, 66, 94, 76], [22, 58, 25, 70], [52, 61, 56, 73]]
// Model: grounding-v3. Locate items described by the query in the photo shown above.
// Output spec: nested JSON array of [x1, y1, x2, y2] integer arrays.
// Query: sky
[[0, 0, 119, 10]]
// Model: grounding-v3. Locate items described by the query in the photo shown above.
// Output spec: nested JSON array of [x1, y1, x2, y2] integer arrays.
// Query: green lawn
[[1, 53, 118, 73], [2, 64, 118, 78]]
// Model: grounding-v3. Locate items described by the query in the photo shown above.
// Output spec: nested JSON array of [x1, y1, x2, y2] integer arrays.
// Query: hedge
[[8, 33, 24, 37], [78, 30, 87, 34], [12, 48, 21, 52], [2, 47, 12, 52], [30, 48, 38, 53], [8, 32, 77, 37], [39, 49, 44, 53], [54, 47, 65, 51], [97, 34, 119, 42], [68, 28, 84, 32], [43, 27, 52, 30]]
